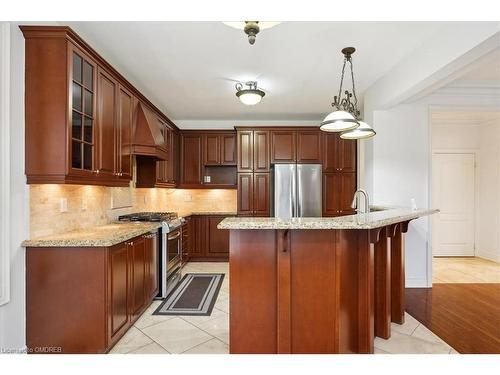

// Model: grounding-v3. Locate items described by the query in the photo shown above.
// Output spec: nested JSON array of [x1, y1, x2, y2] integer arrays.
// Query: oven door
[[167, 228, 181, 272]]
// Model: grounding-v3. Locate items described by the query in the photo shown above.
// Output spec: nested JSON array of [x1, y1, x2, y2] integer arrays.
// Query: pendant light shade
[[320, 110, 359, 132], [340, 121, 376, 140]]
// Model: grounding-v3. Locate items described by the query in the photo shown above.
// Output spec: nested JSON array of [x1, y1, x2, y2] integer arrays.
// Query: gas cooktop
[[118, 212, 178, 222]]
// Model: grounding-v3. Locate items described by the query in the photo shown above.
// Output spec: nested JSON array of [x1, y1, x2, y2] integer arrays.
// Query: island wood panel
[[229, 230, 277, 353], [374, 227, 391, 339], [290, 230, 337, 353], [277, 230, 291, 353], [391, 224, 406, 324]]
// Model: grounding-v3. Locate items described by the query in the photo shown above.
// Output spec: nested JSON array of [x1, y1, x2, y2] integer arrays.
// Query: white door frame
[[0, 22, 11, 306]]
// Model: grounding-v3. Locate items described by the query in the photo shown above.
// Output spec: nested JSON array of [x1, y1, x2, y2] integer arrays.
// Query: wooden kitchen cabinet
[[322, 172, 357, 216], [117, 85, 134, 181], [237, 130, 254, 172], [203, 132, 237, 166], [95, 67, 118, 179], [253, 173, 271, 216], [323, 132, 357, 173], [254, 130, 271, 172], [144, 231, 159, 300], [297, 130, 322, 163], [184, 214, 234, 261], [107, 242, 130, 345], [26, 230, 160, 353], [237, 172, 271, 216], [271, 130, 296, 163], [180, 133, 203, 186], [237, 173, 254, 216], [22, 26, 177, 186], [207, 216, 230, 257]]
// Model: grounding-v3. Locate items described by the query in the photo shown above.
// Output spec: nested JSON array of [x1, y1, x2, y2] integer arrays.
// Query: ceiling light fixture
[[320, 47, 375, 139], [223, 21, 281, 45], [235, 81, 265, 105]]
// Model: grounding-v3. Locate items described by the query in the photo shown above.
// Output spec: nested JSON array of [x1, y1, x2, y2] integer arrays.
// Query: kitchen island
[[218, 206, 438, 354]]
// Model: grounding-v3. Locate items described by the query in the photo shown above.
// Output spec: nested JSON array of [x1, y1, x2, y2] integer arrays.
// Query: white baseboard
[[406, 277, 430, 288], [476, 251, 500, 263]]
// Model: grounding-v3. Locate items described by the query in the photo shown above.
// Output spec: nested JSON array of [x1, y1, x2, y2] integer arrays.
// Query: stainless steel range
[[118, 212, 185, 299]]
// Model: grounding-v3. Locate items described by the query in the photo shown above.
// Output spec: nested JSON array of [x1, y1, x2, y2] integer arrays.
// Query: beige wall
[[30, 184, 237, 238]]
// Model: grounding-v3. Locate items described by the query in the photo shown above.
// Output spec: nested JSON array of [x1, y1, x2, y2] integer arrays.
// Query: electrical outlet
[[60, 198, 68, 213], [81, 198, 87, 211], [143, 196, 147, 204], [184, 194, 192, 202]]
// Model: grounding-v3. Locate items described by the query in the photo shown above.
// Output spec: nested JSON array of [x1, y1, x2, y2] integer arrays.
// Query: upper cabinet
[[271, 130, 296, 163], [180, 133, 203, 186], [21, 26, 178, 187], [237, 129, 270, 172], [270, 129, 322, 164], [322, 133, 357, 173], [297, 130, 322, 163], [203, 132, 236, 166]]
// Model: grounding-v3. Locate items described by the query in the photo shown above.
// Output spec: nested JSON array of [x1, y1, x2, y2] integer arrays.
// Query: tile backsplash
[[29, 184, 237, 238]]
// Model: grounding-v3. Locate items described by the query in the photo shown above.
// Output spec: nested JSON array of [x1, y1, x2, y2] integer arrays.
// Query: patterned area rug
[[154, 273, 224, 316]]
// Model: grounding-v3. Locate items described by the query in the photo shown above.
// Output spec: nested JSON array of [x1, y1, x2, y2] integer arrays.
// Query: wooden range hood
[[131, 102, 168, 160]]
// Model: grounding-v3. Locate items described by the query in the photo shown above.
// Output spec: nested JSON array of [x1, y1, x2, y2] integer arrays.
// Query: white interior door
[[432, 153, 475, 256]]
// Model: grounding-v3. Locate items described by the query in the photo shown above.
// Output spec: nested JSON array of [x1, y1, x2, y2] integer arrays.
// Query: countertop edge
[[217, 208, 439, 230]]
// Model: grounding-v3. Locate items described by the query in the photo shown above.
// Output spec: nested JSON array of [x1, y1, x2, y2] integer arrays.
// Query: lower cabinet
[[26, 230, 159, 354], [322, 172, 357, 217], [184, 214, 233, 261]]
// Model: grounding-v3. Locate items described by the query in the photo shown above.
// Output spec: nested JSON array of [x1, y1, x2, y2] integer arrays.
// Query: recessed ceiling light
[[235, 81, 265, 105]]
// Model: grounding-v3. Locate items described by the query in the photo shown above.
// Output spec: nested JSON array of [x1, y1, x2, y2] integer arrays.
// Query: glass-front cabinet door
[[69, 44, 97, 175]]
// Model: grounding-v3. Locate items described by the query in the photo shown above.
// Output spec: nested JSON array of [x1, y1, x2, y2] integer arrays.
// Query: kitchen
[[1, 7, 500, 371]]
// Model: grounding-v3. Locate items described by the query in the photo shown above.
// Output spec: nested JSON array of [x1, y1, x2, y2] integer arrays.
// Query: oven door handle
[[167, 232, 181, 240]]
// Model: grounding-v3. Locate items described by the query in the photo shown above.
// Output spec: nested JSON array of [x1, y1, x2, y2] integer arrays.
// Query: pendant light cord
[[337, 57, 347, 107]]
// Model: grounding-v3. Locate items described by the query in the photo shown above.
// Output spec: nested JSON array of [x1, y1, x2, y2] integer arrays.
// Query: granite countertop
[[22, 222, 162, 248], [217, 206, 439, 230]]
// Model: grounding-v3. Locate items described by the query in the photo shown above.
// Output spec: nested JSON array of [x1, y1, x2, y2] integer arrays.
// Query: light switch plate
[[81, 198, 87, 211], [60, 198, 68, 213]]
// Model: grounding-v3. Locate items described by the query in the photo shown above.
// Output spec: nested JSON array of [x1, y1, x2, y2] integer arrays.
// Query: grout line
[[179, 337, 228, 354]]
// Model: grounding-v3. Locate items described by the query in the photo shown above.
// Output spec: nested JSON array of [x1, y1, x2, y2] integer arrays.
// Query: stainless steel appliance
[[118, 212, 185, 299], [273, 164, 322, 218]]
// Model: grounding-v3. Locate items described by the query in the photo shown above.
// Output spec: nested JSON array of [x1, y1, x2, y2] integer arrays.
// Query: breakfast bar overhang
[[218, 207, 438, 354]]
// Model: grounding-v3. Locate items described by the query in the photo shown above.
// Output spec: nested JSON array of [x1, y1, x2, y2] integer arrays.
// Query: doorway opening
[[430, 109, 500, 283]]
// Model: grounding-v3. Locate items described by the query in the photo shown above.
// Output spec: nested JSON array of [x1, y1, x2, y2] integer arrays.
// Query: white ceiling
[[448, 47, 500, 88], [66, 22, 446, 123]]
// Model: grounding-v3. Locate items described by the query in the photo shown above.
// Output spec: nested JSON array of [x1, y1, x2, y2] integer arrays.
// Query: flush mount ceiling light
[[320, 47, 375, 139], [235, 81, 265, 105], [223, 21, 281, 45]]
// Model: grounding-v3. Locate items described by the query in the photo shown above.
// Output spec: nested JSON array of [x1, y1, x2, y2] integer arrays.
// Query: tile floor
[[433, 256, 500, 283], [110, 262, 457, 354]]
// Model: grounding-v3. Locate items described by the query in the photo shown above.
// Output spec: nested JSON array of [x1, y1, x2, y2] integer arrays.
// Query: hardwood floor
[[406, 284, 500, 354]]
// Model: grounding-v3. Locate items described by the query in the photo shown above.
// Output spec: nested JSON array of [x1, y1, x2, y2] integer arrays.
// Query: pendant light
[[321, 47, 375, 139], [235, 81, 265, 105], [223, 21, 281, 45]]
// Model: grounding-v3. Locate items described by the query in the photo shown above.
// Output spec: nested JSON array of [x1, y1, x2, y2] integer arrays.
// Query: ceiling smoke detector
[[223, 21, 281, 45]]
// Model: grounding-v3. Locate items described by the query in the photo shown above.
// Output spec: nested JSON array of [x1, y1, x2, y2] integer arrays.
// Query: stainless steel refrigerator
[[273, 164, 322, 218]]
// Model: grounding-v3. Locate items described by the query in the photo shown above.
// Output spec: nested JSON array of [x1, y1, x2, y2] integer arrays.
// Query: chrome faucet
[[351, 189, 370, 214]]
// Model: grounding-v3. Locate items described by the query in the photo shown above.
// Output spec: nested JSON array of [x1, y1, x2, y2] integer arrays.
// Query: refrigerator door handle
[[291, 164, 297, 217], [296, 166, 301, 217]]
